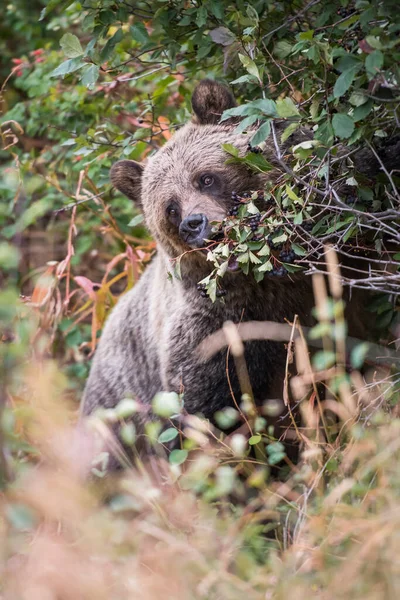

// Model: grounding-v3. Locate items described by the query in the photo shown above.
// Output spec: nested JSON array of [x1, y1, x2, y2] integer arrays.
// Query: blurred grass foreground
[[1, 267, 400, 599]]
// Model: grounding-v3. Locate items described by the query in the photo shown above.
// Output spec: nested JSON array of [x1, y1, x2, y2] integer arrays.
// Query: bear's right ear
[[110, 160, 144, 206], [191, 79, 236, 125]]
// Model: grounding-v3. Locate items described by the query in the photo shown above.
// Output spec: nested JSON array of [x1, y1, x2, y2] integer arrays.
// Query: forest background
[[1, 1, 400, 598]]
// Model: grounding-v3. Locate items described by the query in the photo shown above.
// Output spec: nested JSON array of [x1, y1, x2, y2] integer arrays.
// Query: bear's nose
[[179, 213, 209, 247]]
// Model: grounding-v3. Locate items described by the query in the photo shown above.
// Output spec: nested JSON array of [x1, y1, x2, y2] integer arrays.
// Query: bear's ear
[[191, 79, 236, 125], [110, 160, 144, 206]]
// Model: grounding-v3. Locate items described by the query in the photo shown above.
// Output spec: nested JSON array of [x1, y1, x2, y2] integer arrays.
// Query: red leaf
[[75, 276, 97, 300]]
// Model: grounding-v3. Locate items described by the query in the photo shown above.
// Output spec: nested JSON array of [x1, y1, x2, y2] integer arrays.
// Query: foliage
[[1, 0, 400, 597]]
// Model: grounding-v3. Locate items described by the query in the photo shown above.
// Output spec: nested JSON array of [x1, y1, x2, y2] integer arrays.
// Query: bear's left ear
[[110, 160, 144, 207], [191, 79, 236, 125]]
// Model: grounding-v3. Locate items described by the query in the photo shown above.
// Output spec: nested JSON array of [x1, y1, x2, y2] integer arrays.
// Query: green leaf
[[250, 99, 278, 116], [250, 120, 271, 146], [276, 97, 300, 117], [152, 392, 182, 417], [350, 343, 370, 369], [209, 0, 225, 19], [50, 58, 85, 78], [130, 22, 149, 44], [115, 398, 139, 419], [332, 114, 355, 139], [0, 242, 19, 270], [177, 15, 192, 26], [313, 351, 336, 370], [220, 104, 260, 121], [214, 408, 240, 429], [222, 143, 239, 157], [39, 0, 65, 21], [257, 260, 273, 272], [293, 140, 319, 159], [238, 54, 260, 81], [195, 5, 208, 27], [365, 50, 384, 80], [266, 441, 286, 465], [353, 99, 373, 122], [285, 185, 301, 203], [169, 449, 188, 466], [291, 243, 306, 256], [207, 278, 217, 302], [281, 122, 300, 143], [128, 214, 144, 227], [60, 33, 84, 58], [120, 422, 137, 446], [249, 251, 261, 264], [365, 35, 383, 50], [100, 28, 124, 62], [81, 64, 100, 89], [349, 91, 368, 107], [249, 434, 261, 445], [273, 40, 293, 59], [257, 244, 270, 257], [209, 27, 235, 46], [230, 74, 258, 85], [234, 114, 259, 134], [333, 66, 360, 98], [158, 427, 179, 443], [244, 152, 273, 173]]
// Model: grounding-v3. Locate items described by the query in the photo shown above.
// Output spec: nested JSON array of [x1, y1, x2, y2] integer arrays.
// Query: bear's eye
[[166, 203, 180, 224], [200, 174, 214, 188]]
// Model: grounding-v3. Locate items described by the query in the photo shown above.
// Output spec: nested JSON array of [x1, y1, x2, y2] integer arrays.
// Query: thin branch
[[262, 0, 321, 40]]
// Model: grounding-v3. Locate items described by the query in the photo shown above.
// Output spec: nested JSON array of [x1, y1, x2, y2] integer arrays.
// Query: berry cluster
[[247, 142, 263, 154], [197, 283, 227, 299], [228, 190, 259, 217], [228, 205, 239, 217], [231, 191, 240, 203], [279, 248, 296, 264], [197, 283, 208, 298], [271, 265, 288, 277], [336, 7, 353, 18], [248, 213, 262, 232]]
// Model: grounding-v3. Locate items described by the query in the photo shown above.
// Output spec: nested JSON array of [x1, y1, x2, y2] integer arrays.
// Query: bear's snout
[[179, 213, 210, 248]]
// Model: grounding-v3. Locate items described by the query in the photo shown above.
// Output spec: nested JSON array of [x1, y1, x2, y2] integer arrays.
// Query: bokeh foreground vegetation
[[1, 0, 400, 598]]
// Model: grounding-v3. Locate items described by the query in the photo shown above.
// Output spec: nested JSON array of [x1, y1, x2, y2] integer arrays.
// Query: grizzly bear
[[81, 80, 370, 454]]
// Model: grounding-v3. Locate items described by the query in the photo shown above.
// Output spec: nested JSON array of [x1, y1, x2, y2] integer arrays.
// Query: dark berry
[[280, 249, 295, 264], [247, 143, 262, 154], [346, 195, 357, 205], [228, 206, 239, 217], [200, 291, 208, 298], [272, 266, 287, 277], [302, 221, 314, 232], [216, 289, 227, 298], [242, 192, 251, 199]]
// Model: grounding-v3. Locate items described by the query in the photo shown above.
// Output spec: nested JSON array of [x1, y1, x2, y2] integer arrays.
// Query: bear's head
[[111, 80, 267, 262]]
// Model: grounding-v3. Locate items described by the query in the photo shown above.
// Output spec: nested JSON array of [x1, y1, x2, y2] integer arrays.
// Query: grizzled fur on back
[[82, 80, 366, 454]]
